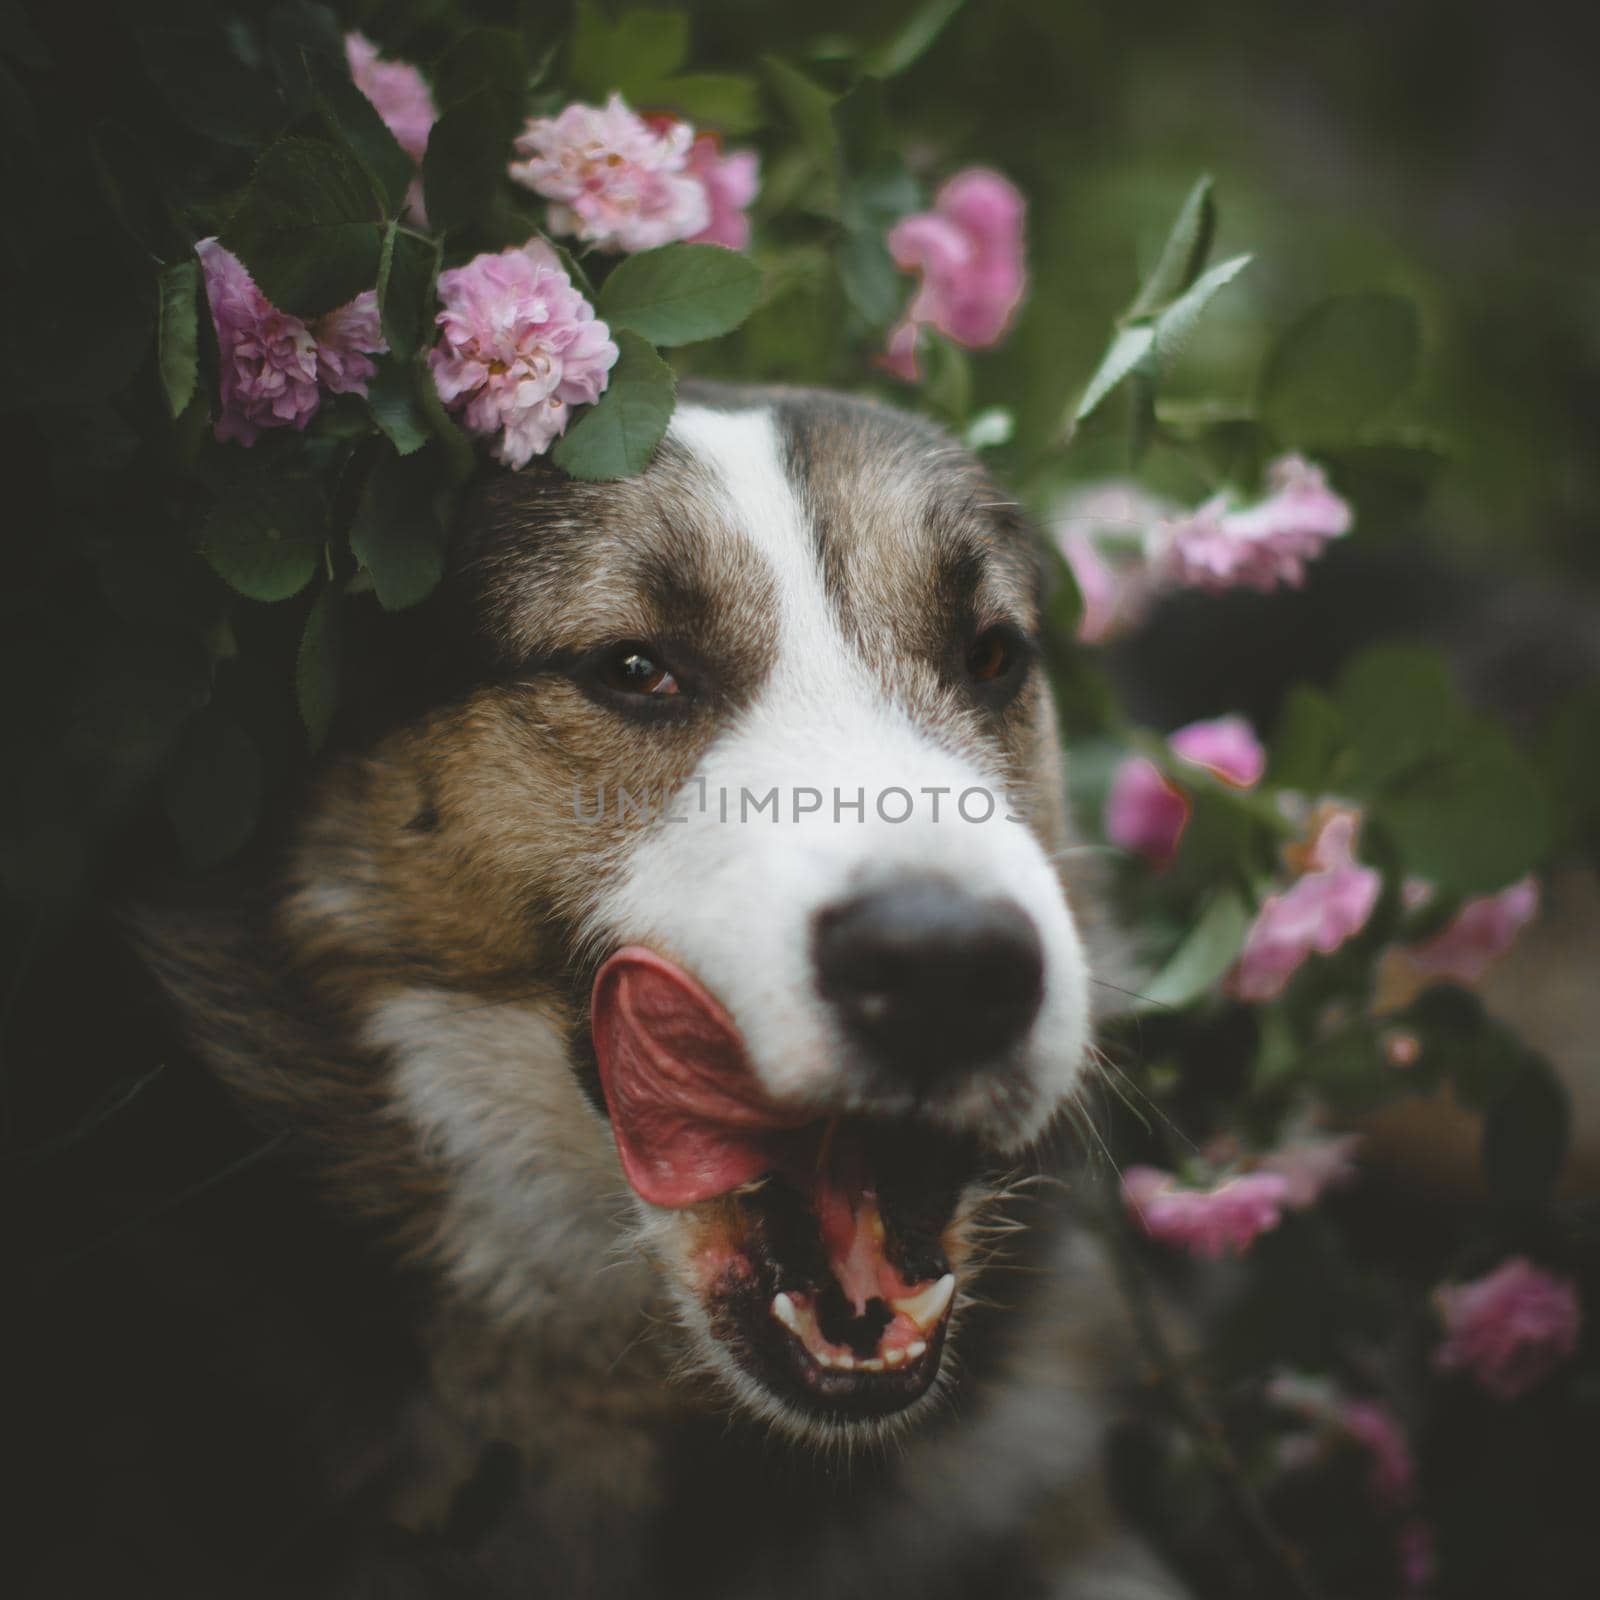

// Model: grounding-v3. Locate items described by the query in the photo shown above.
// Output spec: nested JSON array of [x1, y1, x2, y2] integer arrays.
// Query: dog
[[139, 385, 1179, 1598]]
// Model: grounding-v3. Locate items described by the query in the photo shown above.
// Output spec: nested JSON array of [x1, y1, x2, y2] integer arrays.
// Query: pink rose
[[1227, 809, 1381, 1002], [1268, 1379, 1418, 1507], [1153, 455, 1352, 593], [344, 32, 435, 162], [345, 31, 435, 227], [1052, 483, 1173, 644], [1259, 1131, 1362, 1209], [1170, 714, 1266, 789], [1122, 1165, 1290, 1257], [1433, 1257, 1581, 1400], [683, 133, 759, 250], [1104, 757, 1189, 865], [510, 94, 709, 253], [197, 239, 387, 447], [1403, 875, 1539, 985], [428, 240, 619, 469], [882, 168, 1026, 380]]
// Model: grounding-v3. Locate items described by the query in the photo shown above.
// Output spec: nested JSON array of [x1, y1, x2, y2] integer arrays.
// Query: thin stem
[[1098, 1175, 1325, 1600]]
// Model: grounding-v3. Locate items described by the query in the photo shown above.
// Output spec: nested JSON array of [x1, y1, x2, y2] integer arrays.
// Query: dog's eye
[[967, 630, 1012, 683], [967, 626, 1023, 685], [597, 644, 679, 698]]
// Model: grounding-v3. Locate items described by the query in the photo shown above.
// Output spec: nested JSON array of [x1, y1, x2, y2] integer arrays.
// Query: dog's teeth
[[892, 1273, 956, 1331], [771, 1293, 802, 1334], [834, 1352, 855, 1370], [884, 1347, 906, 1368], [859, 1357, 884, 1372], [907, 1340, 927, 1360]]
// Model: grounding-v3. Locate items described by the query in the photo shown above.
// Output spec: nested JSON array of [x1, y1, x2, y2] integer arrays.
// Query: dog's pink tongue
[[592, 948, 807, 1208]]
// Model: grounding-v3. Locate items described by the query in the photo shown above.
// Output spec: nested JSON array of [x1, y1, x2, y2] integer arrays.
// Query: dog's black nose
[[814, 879, 1044, 1080]]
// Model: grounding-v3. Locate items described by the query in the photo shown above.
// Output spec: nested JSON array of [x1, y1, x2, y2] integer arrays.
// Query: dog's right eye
[[590, 643, 681, 700]]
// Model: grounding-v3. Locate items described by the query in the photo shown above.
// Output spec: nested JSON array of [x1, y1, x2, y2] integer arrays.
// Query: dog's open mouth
[[592, 947, 979, 1420]]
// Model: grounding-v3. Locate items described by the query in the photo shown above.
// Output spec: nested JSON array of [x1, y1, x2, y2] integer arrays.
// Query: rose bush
[[4, 4, 1596, 1597]]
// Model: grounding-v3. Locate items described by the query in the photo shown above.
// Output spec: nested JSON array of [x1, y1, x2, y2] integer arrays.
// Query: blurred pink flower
[[1433, 1257, 1581, 1400], [883, 167, 1026, 380], [311, 292, 385, 396], [1382, 1029, 1423, 1069], [1403, 875, 1539, 985], [345, 31, 435, 227], [1105, 757, 1189, 865], [1259, 1131, 1362, 1209], [1123, 1165, 1290, 1257], [1340, 1398, 1417, 1506], [1154, 456, 1352, 592], [1052, 483, 1173, 643], [198, 239, 386, 446], [1265, 1376, 1415, 1505], [510, 94, 708, 252], [429, 240, 618, 469], [684, 133, 759, 250], [1398, 1520, 1436, 1595], [1170, 714, 1266, 789], [345, 32, 436, 162], [1228, 809, 1381, 1002]]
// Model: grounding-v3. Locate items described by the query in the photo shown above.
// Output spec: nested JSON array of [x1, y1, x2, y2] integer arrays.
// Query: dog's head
[[276, 386, 1092, 1441]]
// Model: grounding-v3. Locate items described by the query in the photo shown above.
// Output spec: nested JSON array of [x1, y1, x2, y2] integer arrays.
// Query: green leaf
[[1337, 645, 1466, 790], [1127, 175, 1215, 321], [1134, 889, 1251, 1011], [1378, 724, 1550, 895], [1268, 686, 1345, 793], [1296, 1021, 1397, 1112], [836, 151, 920, 325], [163, 710, 263, 868], [421, 88, 508, 234], [648, 72, 761, 132], [1074, 324, 1155, 423], [862, 0, 967, 77], [1042, 544, 1082, 644], [349, 447, 447, 610], [301, 47, 415, 216], [376, 224, 440, 359], [569, 3, 688, 100], [598, 244, 763, 345], [364, 356, 430, 456], [221, 135, 384, 319], [552, 331, 676, 481], [414, 360, 478, 484], [1260, 292, 1420, 444], [433, 27, 531, 113], [296, 583, 341, 750], [156, 259, 200, 421], [761, 56, 838, 171], [200, 479, 327, 602], [136, 18, 286, 147], [1541, 685, 1600, 857], [1150, 252, 1252, 366], [1483, 1062, 1569, 1210], [921, 333, 972, 423]]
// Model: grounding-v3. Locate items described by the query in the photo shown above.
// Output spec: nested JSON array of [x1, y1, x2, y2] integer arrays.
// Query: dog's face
[[291, 389, 1090, 1441]]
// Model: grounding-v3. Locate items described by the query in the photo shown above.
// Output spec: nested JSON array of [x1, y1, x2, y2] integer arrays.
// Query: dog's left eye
[[596, 644, 680, 698], [965, 625, 1029, 693]]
